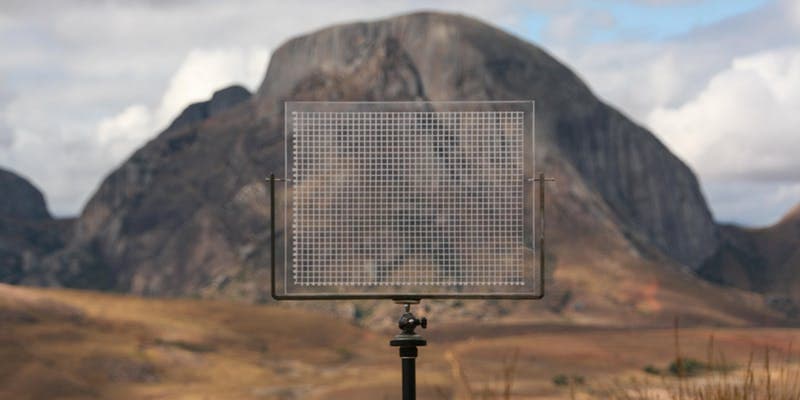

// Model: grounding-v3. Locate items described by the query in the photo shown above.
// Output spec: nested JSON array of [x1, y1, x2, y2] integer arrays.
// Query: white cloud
[[541, 0, 800, 225], [0, 1, 528, 216], [97, 104, 154, 161], [644, 46, 800, 226], [156, 47, 269, 130], [93, 46, 269, 167], [555, 1, 800, 118], [648, 47, 800, 182]]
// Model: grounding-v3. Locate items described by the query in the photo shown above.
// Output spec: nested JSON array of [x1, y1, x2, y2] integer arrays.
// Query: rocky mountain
[[21, 85, 257, 293], [16, 12, 783, 325], [257, 14, 719, 270], [0, 168, 72, 284], [699, 203, 800, 316], [167, 85, 252, 131]]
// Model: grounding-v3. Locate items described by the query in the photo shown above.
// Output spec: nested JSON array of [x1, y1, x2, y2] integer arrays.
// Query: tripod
[[390, 302, 427, 400]]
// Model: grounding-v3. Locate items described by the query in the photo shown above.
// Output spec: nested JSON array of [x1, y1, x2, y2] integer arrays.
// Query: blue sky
[[0, 0, 798, 227], [518, 0, 768, 44], [587, 0, 766, 39]]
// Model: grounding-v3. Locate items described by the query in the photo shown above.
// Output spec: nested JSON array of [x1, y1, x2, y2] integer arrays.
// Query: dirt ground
[[1, 284, 798, 400]]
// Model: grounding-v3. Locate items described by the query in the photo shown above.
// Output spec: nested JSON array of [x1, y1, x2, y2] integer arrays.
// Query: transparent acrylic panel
[[272, 101, 540, 299]]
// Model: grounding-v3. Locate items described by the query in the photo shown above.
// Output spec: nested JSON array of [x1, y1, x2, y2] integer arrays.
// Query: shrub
[[553, 374, 569, 386], [668, 357, 708, 377], [643, 365, 660, 375], [553, 374, 586, 387]]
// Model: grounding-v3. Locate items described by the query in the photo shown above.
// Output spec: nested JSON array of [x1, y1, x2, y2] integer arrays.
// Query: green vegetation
[[553, 374, 585, 387], [643, 365, 661, 375]]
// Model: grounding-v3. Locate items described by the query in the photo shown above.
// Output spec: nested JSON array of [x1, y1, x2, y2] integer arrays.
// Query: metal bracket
[[537, 173, 553, 299]]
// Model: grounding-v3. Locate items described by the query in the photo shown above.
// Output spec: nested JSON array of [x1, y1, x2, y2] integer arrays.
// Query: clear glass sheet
[[273, 101, 540, 299]]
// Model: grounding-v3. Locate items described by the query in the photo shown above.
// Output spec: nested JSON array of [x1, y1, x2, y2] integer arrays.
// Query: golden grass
[[442, 348, 520, 400], [0, 283, 394, 400], [597, 318, 800, 400], [3, 284, 800, 400], [601, 350, 800, 400]]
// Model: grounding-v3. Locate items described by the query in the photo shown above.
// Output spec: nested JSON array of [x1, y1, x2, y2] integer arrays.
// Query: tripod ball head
[[398, 312, 427, 334]]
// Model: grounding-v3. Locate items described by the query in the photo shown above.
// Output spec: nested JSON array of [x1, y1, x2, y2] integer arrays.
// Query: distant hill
[[700, 203, 800, 316], [10, 12, 786, 325], [0, 168, 72, 284]]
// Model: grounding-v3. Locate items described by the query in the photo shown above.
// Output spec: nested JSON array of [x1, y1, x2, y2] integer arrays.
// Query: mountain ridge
[[699, 202, 800, 316], [4, 11, 786, 325], [167, 85, 251, 131], [256, 11, 719, 269]]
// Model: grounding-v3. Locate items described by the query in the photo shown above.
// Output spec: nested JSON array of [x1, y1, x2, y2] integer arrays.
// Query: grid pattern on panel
[[291, 111, 524, 286]]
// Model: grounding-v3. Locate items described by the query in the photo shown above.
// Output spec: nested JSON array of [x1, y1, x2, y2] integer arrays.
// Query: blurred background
[[1, 1, 800, 399]]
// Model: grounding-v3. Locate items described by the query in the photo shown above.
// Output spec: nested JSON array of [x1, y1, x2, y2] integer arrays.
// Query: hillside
[[10, 11, 787, 325], [700, 203, 800, 316]]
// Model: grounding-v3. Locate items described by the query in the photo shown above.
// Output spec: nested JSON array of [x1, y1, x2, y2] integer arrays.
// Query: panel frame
[[271, 101, 544, 300]]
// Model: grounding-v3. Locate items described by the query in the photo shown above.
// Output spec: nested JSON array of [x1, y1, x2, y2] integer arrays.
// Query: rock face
[[699, 203, 800, 316], [26, 84, 261, 294], [22, 12, 777, 324], [167, 85, 251, 131], [257, 13, 718, 269], [0, 168, 72, 284]]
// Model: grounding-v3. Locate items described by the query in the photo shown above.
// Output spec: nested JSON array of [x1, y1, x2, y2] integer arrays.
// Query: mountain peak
[[257, 11, 588, 105], [0, 168, 50, 221], [256, 11, 717, 269], [167, 85, 251, 132], [209, 85, 251, 115]]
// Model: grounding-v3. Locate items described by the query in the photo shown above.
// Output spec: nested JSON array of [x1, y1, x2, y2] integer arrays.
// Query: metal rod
[[269, 173, 277, 299], [402, 357, 416, 400], [539, 172, 546, 298]]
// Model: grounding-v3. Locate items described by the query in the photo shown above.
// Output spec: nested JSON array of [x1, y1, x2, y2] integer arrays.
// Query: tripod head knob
[[398, 312, 427, 334]]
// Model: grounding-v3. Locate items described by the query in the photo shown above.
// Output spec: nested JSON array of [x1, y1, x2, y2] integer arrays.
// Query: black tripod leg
[[400, 346, 418, 400], [391, 303, 426, 400]]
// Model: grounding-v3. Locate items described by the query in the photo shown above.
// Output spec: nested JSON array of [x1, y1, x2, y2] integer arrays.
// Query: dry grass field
[[1, 283, 799, 400]]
